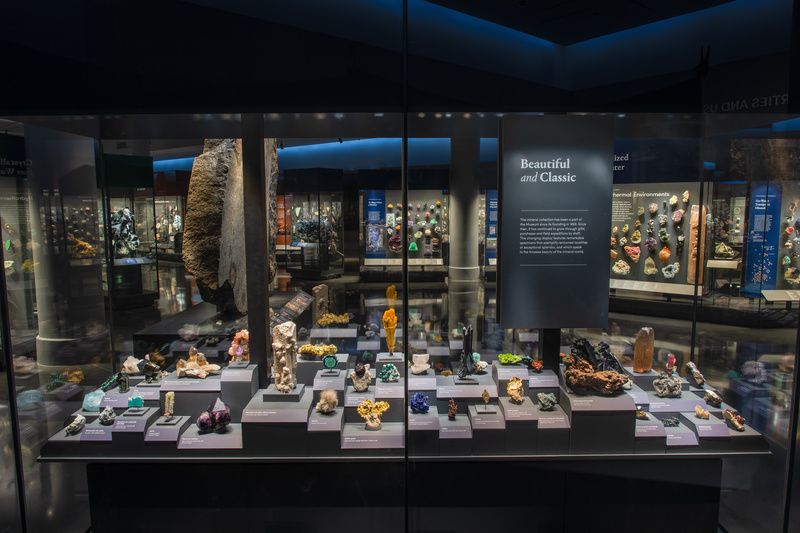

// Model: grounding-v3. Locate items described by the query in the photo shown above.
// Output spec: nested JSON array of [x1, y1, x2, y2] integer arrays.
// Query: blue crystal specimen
[[82, 389, 105, 412], [410, 392, 429, 414]]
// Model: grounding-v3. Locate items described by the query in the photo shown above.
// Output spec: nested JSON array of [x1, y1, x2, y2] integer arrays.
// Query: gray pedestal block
[[634, 413, 667, 453], [499, 397, 538, 455], [221, 364, 258, 422], [560, 386, 635, 454]]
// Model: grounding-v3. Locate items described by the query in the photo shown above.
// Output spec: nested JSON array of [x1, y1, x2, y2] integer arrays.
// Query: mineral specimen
[[64, 414, 86, 436], [196, 397, 231, 434], [714, 242, 735, 259], [635, 407, 648, 420], [741, 360, 767, 385], [644, 237, 658, 252], [163, 391, 175, 420], [351, 363, 372, 392], [682, 190, 690, 203], [298, 343, 337, 357], [176, 346, 221, 379], [410, 353, 431, 375], [474, 360, 489, 373], [357, 399, 390, 431], [321, 354, 339, 373], [447, 398, 458, 420], [530, 359, 544, 373], [312, 284, 329, 325], [497, 353, 523, 365], [661, 262, 680, 278], [142, 360, 162, 383], [537, 392, 556, 411], [638, 206, 645, 216], [622, 224, 629, 233], [643, 256, 658, 276], [228, 329, 250, 364], [633, 326, 655, 373], [379, 363, 400, 382], [122, 355, 143, 375], [666, 352, 677, 373], [127, 396, 144, 408], [658, 228, 670, 243], [662, 416, 680, 428], [272, 321, 298, 393], [704, 389, 722, 408], [562, 354, 628, 396], [610, 249, 618, 260], [98, 406, 116, 426], [694, 404, 710, 420], [409, 242, 418, 251], [383, 308, 398, 354], [630, 230, 641, 244], [685, 361, 705, 387], [672, 209, 685, 224], [178, 323, 200, 341], [315, 389, 338, 414], [318, 312, 350, 327], [669, 195, 678, 207], [649, 202, 658, 214], [457, 325, 477, 381], [723, 408, 746, 431], [410, 392, 430, 414], [82, 390, 105, 412], [624, 245, 641, 262], [619, 236, 628, 246], [653, 371, 682, 398], [612, 260, 631, 275], [507, 376, 525, 404], [100, 372, 126, 392], [658, 246, 672, 263]]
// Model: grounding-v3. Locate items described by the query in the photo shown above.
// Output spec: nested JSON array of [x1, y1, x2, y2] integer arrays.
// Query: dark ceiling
[[427, 0, 732, 44]]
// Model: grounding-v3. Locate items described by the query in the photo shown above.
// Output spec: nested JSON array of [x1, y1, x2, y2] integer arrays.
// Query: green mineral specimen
[[497, 353, 523, 365]]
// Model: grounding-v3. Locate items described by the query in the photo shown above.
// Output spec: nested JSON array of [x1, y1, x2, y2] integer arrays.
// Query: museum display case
[[0, 111, 795, 533]]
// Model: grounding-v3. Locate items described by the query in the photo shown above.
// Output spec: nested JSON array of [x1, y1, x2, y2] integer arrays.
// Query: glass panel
[[266, 113, 405, 458]]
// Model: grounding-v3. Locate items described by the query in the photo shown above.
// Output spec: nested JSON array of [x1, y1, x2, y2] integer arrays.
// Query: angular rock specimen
[[176, 347, 221, 379], [351, 363, 371, 392], [64, 414, 86, 436], [127, 396, 144, 408], [662, 416, 680, 428], [378, 363, 400, 383], [122, 355, 143, 375], [685, 361, 705, 387], [98, 406, 116, 426], [507, 376, 525, 404], [694, 404, 710, 420], [643, 256, 658, 276], [312, 284, 329, 326], [315, 389, 338, 415], [163, 391, 175, 420], [633, 327, 655, 373], [704, 389, 723, 408], [653, 371, 682, 398], [723, 408, 746, 431], [561, 339, 630, 396], [82, 390, 105, 412], [196, 397, 231, 434], [530, 359, 544, 373], [272, 321, 298, 393], [318, 313, 350, 327], [537, 392, 556, 411], [410, 392, 430, 414], [184, 139, 279, 314]]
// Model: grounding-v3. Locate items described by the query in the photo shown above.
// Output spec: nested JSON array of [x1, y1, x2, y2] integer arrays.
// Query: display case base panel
[[468, 404, 506, 454], [178, 423, 243, 450], [408, 374, 437, 391], [262, 383, 306, 403], [220, 364, 259, 422], [243, 388, 313, 423], [560, 386, 636, 453], [665, 424, 700, 451], [145, 416, 192, 444], [647, 392, 708, 413], [498, 397, 539, 455], [634, 414, 667, 454], [307, 408, 344, 453], [341, 422, 404, 449], [438, 414, 472, 455]]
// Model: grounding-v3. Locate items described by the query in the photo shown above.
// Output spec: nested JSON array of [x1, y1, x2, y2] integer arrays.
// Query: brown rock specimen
[[563, 357, 628, 396], [633, 327, 655, 373], [312, 284, 329, 326], [176, 347, 221, 379], [687, 205, 706, 284], [272, 321, 298, 393], [184, 138, 279, 314]]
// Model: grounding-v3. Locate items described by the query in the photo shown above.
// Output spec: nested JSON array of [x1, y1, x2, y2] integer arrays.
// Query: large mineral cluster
[[561, 338, 630, 395]]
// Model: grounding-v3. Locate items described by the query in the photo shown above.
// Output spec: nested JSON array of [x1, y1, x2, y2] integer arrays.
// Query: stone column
[[24, 125, 110, 366], [447, 136, 481, 335]]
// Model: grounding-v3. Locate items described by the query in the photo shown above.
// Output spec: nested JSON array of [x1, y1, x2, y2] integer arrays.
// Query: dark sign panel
[[499, 115, 613, 328]]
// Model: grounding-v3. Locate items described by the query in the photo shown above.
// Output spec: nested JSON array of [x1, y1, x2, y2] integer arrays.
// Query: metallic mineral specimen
[[685, 361, 705, 387], [351, 363, 371, 392], [447, 398, 458, 420], [537, 392, 557, 411], [357, 399, 389, 431], [410, 392, 430, 414], [704, 389, 723, 408], [662, 416, 680, 427], [98, 406, 116, 426], [507, 377, 525, 404], [723, 408, 746, 431], [653, 371, 682, 398], [298, 343, 337, 357]]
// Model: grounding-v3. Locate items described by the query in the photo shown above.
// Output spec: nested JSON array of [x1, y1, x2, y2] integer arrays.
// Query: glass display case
[[285, 191, 343, 280], [154, 195, 184, 257]]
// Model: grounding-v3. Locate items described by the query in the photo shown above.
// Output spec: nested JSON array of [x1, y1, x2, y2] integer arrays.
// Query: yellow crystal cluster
[[317, 313, 350, 327], [356, 399, 390, 421], [298, 343, 337, 357], [383, 308, 398, 354]]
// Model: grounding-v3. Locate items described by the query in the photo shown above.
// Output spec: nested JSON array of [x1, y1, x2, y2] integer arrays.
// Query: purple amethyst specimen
[[196, 397, 231, 434], [644, 237, 657, 252]]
